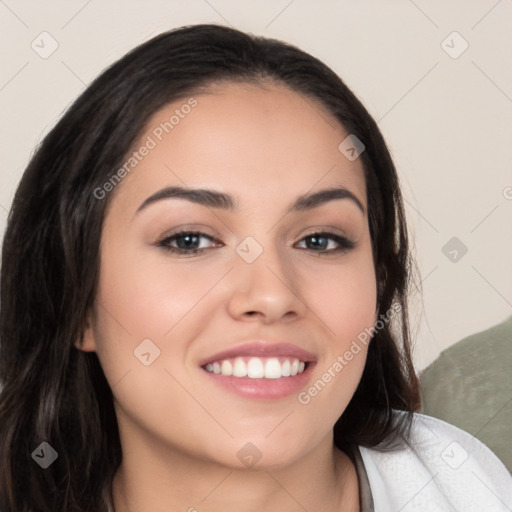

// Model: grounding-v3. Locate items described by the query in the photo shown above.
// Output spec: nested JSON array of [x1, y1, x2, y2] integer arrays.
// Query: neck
[[111, 430, 360, 512]]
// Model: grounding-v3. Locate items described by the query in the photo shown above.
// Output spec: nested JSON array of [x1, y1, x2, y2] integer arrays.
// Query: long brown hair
[[0, 24, 420, 511]]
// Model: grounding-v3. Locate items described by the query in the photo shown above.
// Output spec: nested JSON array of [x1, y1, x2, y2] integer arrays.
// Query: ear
[[74, 312, 97, 352]]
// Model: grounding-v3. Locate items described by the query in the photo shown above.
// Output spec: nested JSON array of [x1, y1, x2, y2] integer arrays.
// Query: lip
[[199, 340, 317, 400], [202, 364, 316, 399], [198, 341, 317, 367]]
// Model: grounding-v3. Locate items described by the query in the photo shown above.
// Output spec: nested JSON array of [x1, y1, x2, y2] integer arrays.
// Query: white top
[[358, 412, 512, 511]]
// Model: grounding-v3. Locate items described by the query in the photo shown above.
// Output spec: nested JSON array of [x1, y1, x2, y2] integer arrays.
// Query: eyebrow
[[135, 185, 365, 216]]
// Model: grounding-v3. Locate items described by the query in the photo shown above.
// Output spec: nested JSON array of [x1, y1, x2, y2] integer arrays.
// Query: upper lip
[[199, 341, 317, 366]]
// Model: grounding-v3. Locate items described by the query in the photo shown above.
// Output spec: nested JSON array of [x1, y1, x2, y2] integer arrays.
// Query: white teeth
[[264, 358, 282, 379], [221, 360, 233, 376], [205, 357, 307, 379], [247, 357, 265, 378], [232, 357, 248, 377]]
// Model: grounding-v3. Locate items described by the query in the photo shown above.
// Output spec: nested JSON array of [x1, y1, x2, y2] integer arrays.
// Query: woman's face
[[81, 82, 377, 469]]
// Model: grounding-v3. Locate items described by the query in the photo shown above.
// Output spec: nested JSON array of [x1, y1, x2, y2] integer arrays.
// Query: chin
[[202, 431, 319, 472]]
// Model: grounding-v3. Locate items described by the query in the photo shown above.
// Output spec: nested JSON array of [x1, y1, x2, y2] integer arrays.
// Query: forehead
[[113, 82, 367, 212]]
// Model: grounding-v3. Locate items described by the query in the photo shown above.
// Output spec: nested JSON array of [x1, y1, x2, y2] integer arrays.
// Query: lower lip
[[201, 363, 315, 400]]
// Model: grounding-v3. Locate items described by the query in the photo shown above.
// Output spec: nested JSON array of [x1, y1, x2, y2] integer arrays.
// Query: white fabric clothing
[[358, 412, 512, 511]]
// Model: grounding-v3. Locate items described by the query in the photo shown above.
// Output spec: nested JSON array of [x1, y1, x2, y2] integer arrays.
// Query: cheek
[[294, 250, 377, 416], [91, 243, 231, 404], [96, 247, 222, 341], [90, 250, 216, 444], [303, 251, 377, 346]]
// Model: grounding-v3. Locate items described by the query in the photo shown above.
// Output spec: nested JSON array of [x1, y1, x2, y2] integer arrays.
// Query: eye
[[295, 232, 355, 254], [157, 231, 221, 255], [157, 230, 355, 256]]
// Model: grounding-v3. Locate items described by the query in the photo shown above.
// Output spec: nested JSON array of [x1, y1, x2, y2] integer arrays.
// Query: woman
[[0, 24, 510, 512]]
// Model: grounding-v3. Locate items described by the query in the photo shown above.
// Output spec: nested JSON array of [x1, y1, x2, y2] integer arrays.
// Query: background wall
[[1, 0, 511, 371]]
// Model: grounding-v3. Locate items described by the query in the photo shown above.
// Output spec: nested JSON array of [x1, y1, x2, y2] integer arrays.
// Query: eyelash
[[157, 230, 356, 256]]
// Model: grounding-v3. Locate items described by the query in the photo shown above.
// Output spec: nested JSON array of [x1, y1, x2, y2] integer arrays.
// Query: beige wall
[[1, 0, 511, 370]]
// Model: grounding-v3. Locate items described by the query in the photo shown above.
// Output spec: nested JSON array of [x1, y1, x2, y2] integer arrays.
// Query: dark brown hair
[[0, 24, 420, 511]]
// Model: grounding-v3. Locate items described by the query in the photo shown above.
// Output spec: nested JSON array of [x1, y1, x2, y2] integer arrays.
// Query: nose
[[226, 245, 307, 325]]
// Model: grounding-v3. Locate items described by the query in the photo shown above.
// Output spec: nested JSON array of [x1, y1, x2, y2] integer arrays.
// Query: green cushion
[[420, 316, 512, 473]]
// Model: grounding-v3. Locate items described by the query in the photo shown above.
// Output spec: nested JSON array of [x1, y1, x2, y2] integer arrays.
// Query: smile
[[199, 341, 317, 399], [204, 356, 307, 379]]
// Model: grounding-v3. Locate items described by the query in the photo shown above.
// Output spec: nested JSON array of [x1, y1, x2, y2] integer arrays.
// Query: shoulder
[[358, 412, 512, 512]]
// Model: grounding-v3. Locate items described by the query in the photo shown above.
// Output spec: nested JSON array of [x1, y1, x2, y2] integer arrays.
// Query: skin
[[78, 82, 378, 512]]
